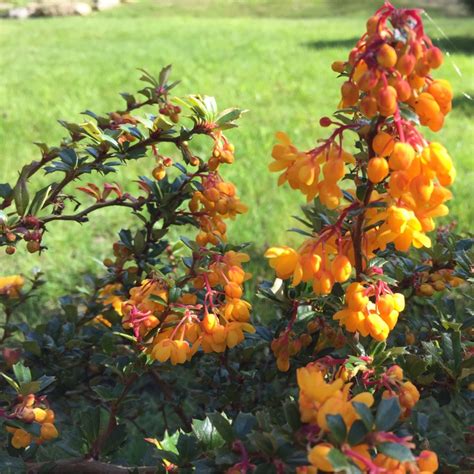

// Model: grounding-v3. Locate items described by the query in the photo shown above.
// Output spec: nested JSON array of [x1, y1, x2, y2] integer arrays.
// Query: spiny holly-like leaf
[[192, 417, 225, 450], [12, 362, 31, 385], [207, 413, 234, 443]]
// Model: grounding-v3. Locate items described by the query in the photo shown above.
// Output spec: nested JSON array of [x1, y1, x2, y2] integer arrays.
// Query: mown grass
[[0, 0, 473, 304]]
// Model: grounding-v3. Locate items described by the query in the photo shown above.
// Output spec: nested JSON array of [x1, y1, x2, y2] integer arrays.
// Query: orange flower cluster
[[271, 316, 346, 372], [145, 251, 254, 364], [373, 450, 439, 474], [195, 251, 254, 352], [189, 173, 247, 247], [121, 279, 166, 340], [334, 280, 405, 341], [271, 330, 312, 372], [5, 394, 58, 449], [151, 154, 173, 181], [296, 363, 437, 473], [417, 268, 464, 296], [95, 253, 253, 365], [98, 283, 124, 315], [364, 140, 455, 254], [102, 241, 135, 273], [209, 132, 235, 170], [270, 132, 355, 207], [297, 363, 374, 427], [336, 4, 452, 132], [297, 364, 375, 473], [0, 275, 25, 298], [334, 3, 455, 258], [265, 237, 353, 296], [381, 365, 420, 419]]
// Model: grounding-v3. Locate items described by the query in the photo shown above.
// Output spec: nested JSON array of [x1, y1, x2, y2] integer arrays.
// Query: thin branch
[[42, 198, 146, 224]]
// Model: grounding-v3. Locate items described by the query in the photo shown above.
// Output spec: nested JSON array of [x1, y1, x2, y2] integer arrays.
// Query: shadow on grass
[[302, 38, 360, 50], [452, 93, 474, 116], [432, 36, 474, 55]]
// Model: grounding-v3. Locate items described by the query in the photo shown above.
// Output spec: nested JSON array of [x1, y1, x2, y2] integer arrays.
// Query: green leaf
[[326, 448, 353, 473], [58, 148, 79, 167], [283, 401, 301, 431], [102, 424, 128, 455], [451, 331, 462, 374], [13, 178, 29, 216], [78, 406, 102, 445], [399, 106, 420, 125], [138, 68, 159, 87], [37, 375, 56, 391], [215, 108, 246, 128], [159, 430, 180, 454], [120, 92, 136, 108], [232, 412, 257, 439], [133, 229, 146, 254], [254, 463, 276, 474], [327, 414, 347, 443], [375, 397, 401, 432], [159, 64, 172, 87], [154, 449, 180, 466], [149, 294, 168, 305], [369, 341, 386, 357], [347, 419, 368, 445], [378, 442, 415, 462], [5, 419, 41, 437], [112, 331, 137, 343], [247, 432, 275, 456], [352, 401, 374, 430], [403, 355, 429, 379], [0, 183, 13, 199], [22, 340, 42, 356], [176, 433, 199, 463], [91, 385, 120, 401], [207, 412, 234, 443], [18, 381, 41, 396], [28, 185, 52, 216], [192, 417, 225, 450], [12, 362, 31, 385], [0, 371, 20, 392]]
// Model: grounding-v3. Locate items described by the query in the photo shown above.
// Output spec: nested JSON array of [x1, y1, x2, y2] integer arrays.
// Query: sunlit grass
[[0, 0, 472, 304]]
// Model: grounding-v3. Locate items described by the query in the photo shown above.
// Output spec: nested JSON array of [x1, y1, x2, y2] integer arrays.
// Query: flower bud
[[377, 44, 397, 68], [341, 81, 359, 107], [389, 142, 415, 171], [367, 157, 389, 183]]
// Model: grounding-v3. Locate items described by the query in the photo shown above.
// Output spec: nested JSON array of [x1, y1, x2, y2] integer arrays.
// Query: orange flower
[[0, 275, 24, 298]]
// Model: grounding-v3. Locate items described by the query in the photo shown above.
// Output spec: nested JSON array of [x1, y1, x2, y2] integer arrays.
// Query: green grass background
[[0, 0, 473, 303]]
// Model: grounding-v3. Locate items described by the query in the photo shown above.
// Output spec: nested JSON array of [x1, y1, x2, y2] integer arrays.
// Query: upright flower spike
[[266, 0, 455, 353]]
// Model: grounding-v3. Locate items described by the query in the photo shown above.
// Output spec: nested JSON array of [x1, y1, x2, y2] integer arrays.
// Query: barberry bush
[[0, 2, 473, 473]]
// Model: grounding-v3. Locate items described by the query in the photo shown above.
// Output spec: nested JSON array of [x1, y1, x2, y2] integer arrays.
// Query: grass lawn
[[0, 0, 473, 304]]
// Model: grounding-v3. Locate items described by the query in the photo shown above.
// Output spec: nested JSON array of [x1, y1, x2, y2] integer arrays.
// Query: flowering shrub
[[0, 2, 473, 473]]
